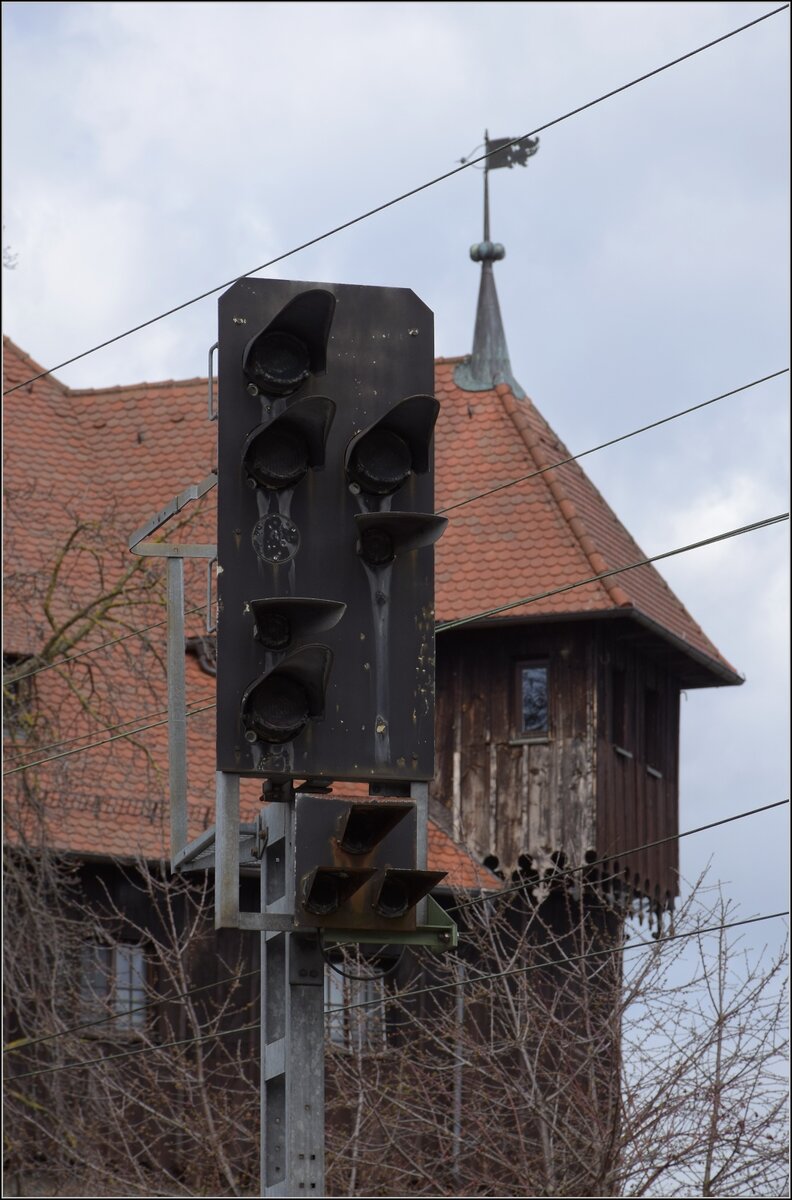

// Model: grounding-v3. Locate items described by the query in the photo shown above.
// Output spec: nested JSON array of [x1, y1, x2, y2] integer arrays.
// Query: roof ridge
[[70, 376, 208, 397], [495, 382, 632, 609]]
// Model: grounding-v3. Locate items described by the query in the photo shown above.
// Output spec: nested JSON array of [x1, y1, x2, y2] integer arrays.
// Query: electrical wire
[[2, 695, 215, 761], [4, 1021, 261, 1083], [436, 369, 789, 516], [3, 798, 787, 1058], [319, 931, 405, 982], [8, 603, 208, 686], [2, 968, 260, 1056], [2, 701, 215, 776], [447, 799, 790, 914], [5, 909, 787, 1082], [436, 513, 789, 633], [5, 513, 787, 778], [3, 4, 786, 398], [5, 367, 785, 704], [332, 910, 789, 1017]]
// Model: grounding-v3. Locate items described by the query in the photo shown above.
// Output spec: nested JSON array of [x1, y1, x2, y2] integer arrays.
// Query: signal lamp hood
[[243, 395, 336, 490], [241, 644, 333, 744], [250, 598, 346, 651], [336, 802, 413, 855], [302, 867, 375, 916], [355, 512, 447, 567], [243, 289, 336, 397], [345, 394, 439, 496], [372, 869, 447, 919]]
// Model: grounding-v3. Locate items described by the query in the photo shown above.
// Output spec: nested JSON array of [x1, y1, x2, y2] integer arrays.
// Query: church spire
[[454, 131, 539, 398]]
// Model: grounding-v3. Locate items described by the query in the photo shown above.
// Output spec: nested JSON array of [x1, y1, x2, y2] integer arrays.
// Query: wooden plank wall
[[594, 629, 680, 904], [432, 623, 598, 879], [432, 621, 681, 904]]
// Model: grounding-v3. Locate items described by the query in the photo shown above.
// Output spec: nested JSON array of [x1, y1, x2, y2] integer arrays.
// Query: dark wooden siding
[[433, 620, 682, 904], [595, 626, 680, 903], [432, 623, 598, 877]]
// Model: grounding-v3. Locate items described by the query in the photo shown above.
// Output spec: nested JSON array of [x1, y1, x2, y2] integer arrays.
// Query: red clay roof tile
[[3, 336, 738, 878]]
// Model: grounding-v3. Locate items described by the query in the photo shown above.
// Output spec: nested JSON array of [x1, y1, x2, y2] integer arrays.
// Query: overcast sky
[[2, 1, 789, 959]]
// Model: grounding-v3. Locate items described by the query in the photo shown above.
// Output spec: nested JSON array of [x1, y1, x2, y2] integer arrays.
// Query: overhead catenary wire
[[4, 797, 787, 1055], [332, 910, 789, 1018], [436, 513, 789, 633], [3, 4, 787, 398], [446, 799, 790, 915], [2, 694, 215, 761], [8, 602, 208, 685], [2, 701, 216, 776], [6, 909, 787, 1082], [4, 1021, 262, 1083], [5, 365, 786, 702], [2, 968, 260, 1056], [4, 511, 788, 777], [436, 369, 789, 516]]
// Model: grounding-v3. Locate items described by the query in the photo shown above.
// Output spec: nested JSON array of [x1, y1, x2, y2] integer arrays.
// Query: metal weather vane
[[454, 130, 539, 397]]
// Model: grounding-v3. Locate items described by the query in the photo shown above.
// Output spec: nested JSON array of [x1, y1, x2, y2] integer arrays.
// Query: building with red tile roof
[[3, 253, 738, 905]]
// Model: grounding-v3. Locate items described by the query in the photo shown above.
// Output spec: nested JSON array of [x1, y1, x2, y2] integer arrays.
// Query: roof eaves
[[624, 606, 743, 688]]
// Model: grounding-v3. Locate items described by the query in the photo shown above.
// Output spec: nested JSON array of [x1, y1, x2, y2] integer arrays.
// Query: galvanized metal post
[[167, 556, 187, 865], [215, 771, 240, 929], [261, 799, 325, 1197]]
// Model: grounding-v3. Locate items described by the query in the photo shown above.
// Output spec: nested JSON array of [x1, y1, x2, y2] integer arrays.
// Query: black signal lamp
[[245, 331, 311, 397], [244, 676, 310, 744], [245, 425, 309, 489], [347, 428, 413, 496], [242, 289, 336, 398], [336, 802, 413, 855], [241, 644, 333, 745], [355, 512, 448, 567], [302, 867, 375, 916], [243, 396, 336, 491], [345, 395, 439, 496], [373, 869, 447, 920], [359, 526, 395, 567]]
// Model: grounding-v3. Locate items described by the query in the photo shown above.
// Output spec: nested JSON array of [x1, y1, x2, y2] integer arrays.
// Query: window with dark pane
[[519, 664, 548, 735]]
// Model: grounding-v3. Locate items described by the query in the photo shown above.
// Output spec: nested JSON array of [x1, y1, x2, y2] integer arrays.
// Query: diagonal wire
[[4, 1021, 261, 1083], [7, 604, 207, 685], [6, 911, 787, 1080], [2, 701, 216, 776], [447, 799, 790, 914], [436, 513, 789, 633], [437, 369, 789, 515], [5, 368, 786, 697], [333, 911, 789, 1016], [3, 4, 787, 398], [5, 514, 788, 777], [3, 799, 787, 1054], [2, 695, 215, 761], [2, 968, 260, 1056]]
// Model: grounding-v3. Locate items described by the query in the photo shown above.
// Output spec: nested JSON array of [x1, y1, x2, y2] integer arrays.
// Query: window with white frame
[[80, 943, 147, 1031], [325, 965, 387, 1052]]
